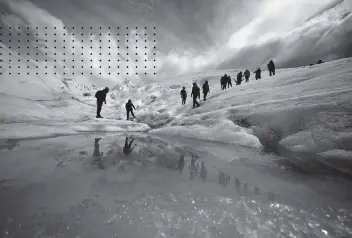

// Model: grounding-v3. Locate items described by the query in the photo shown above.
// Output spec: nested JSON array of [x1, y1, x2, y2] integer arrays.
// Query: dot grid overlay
[[0, 26, 157, 76]]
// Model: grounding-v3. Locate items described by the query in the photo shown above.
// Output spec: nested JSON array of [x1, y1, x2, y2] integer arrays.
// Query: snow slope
[[1, 55, 352, 159]]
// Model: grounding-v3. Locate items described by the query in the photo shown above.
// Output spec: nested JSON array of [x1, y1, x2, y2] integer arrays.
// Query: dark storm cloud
[[1, 0, 351, 84]]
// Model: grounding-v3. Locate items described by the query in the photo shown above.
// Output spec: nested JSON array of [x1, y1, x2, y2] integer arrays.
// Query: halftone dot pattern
[[0, 26, 156, 76]]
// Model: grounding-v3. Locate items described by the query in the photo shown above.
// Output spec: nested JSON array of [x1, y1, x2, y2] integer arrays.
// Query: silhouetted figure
[[123, 137, 135, 155], [125, 99, 136, 120], [309, 64, 314, 66], [191, 83, 200, 109], [227, 75, 232, 87], [254, 68, 261, 80], [267, 60, 275, 76], [95, 87, 109, 118], [202, 80, 210, 101], [92, 138, 104, 169], [178, 155, 185, 174], [180, 86, 187, 105], [317, 59, 323, 64], [221, 75, 227, 90], [244, 69, 250, 82], [236, 72, 243, 85], [200, 161, 207, 181]]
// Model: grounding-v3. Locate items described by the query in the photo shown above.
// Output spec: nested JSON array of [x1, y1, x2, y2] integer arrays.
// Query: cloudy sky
[[1, 0, 351, 86]]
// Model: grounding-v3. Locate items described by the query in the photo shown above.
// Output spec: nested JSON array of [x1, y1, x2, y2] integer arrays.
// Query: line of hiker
[[95, 60, 277, 117], [95, 87, 137, 120], [180, 80, 209, 109], [220, 60, 275, 89]]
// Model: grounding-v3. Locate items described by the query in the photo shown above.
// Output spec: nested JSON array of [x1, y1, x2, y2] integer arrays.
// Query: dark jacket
[[202, 82, 209, 93], [268, 60, 275, 70], [237, 72, 243, 80], [254, 68, 261, 76], [244, 70, 250, 77], [220, 76, 225, 84], [125, 101, 136, 111], [191, 85, 200, 98], [95, 90, 107, 103], [180, 89, 187, 98]]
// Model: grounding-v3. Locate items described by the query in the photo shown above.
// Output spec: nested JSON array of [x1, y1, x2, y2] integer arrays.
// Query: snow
[[1, 52, 352, 158]]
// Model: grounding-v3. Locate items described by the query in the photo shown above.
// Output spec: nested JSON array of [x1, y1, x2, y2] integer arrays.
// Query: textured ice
[[1, 49, 352, 157]]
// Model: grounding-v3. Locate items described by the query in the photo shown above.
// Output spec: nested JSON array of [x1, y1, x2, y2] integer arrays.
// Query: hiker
[[202, 80, 210, 101], [244, 69, 250, 82], [125, 99, 136, 120], [123, 137, 134, 156], [221, 75, 226, 90], [236, 71, 243, 85], [95, 87, 109, 118], [254, 68, 261, 80], [191, 82, 200, 109], [317, 59, 323, 64], [267, 60, 275, 76], [180, 86, 187, 105], [227, 75, 232, 87]]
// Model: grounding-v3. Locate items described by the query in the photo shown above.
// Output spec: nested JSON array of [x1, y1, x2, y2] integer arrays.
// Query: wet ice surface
[[1, 133, 352, 238]]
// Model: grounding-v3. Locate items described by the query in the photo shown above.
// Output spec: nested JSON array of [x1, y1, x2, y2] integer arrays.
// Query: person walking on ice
[[267, 60, 276, 76], [95, 87, 109, 118], [202, 80, 209, 101], [254, 68, 261, 80], [244, 69, 250, 82], [180, 86, 187, 105], [125, 99, 136, 120], [191, 82, 200, 109]]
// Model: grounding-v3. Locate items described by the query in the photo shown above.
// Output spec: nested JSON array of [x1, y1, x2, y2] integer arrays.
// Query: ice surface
[[1, 54, 352, 158]]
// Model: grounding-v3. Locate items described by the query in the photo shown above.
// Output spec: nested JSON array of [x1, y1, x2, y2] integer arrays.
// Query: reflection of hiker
[[189, 155, 199, 180], [125, 99, 136, 120], [202, 80, 209, 101], [200, 161, 207, 181], [227, 75, 232, 88], [244, 69, 250, 82], [178, 155, 185, 174], [254, 68, 261, 80], [267, 60, 275, 76], [95, 87, 109, 118], [92, 138, 104, 169], [0, 139, 20, 151], [123, 137, 134, 156], [218, 172, 231, 188], [236, 72, 243, 85], [180, 86, 187, 105], [191, 83, 200, 109]]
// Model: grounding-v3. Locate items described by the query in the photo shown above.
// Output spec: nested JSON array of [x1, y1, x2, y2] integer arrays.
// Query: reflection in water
[[123, 137, 134, 156], [2, 134, 351, 238], [189, 154, 199, 180], [0, 139, 20, 151], [92, 138, 104, 169], [218, 172, 231, 188], [178, 155, 185, 174], [200, 161, 207, 181]]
